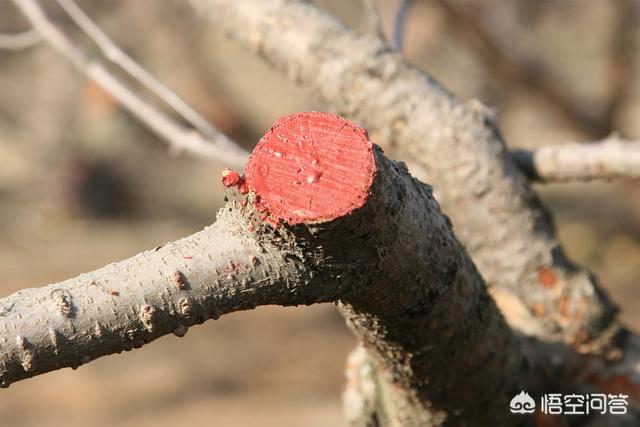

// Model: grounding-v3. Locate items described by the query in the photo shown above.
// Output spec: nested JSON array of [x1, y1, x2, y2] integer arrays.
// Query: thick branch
[[11, 0, 249, 168], [333, 154, 526, 425], [1, 113, 531, 425], [191, 0, 620, 350], [513, 137, 640, 182], [0, 207, 332, 387]]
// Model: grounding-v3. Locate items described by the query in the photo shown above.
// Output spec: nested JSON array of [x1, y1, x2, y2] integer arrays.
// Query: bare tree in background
[[1, 0, 639, 426]]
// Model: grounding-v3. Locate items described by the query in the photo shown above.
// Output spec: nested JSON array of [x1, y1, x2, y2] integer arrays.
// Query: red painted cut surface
[[245, 112, 376, 224], [221, 169, 241, 187], [221, 169, 248, 194]]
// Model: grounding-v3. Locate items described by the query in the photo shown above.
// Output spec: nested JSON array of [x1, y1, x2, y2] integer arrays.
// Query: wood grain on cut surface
[[245, 112, 375, 224]]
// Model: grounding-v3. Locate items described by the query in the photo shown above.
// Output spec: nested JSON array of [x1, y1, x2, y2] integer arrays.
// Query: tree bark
[[190, 0, 622, 351], [187, 1, 639, 421], [0, 207, 340, 387], [1, 112, 531, 426]]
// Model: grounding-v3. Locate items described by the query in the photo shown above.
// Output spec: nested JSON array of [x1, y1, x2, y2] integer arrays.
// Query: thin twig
[[11, 0, 249, 168], [393, 0, 412, 52], [601, 0, 637, 130], [55, 0, 225, 143], [0, 28, 41, 50], [512, 136, 640, 182], [361, 0, 385, 41]]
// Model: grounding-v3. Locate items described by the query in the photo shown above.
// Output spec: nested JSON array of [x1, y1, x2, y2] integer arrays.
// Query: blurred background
[[0, 0, 638, 425]]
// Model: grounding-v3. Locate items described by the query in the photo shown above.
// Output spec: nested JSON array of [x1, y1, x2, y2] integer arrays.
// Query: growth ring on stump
[[245, 112, 376, 224]]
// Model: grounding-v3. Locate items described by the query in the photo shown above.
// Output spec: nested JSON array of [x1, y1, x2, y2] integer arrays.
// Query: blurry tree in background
[[0, 0, 639, 426]]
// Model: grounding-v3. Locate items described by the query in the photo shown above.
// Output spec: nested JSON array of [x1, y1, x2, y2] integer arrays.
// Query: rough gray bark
[[0, 206, 337, 387], [1, 145, 531, 425], [187, 2, 640, 422], [190, 0, 621, 351], [3, 0, 638, 423]]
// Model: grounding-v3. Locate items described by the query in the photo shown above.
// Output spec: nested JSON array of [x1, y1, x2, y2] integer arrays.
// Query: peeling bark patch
[[560, 297, 571, 320], [106, 288, 119, 296], [219, 260, 242, 276], [178, 298, 193, 320], [48, 328, 60, 348], [16, 336, 35, 372], [171, 270, 189, 290], [93, 322, 104, 338], [531, 303, 545, 317], [537, 268, 557, 288], [139, 305, 157, 333], [0, 302, 14, 317], [245, 112, 376, 224], [50, 289, 74, 318]]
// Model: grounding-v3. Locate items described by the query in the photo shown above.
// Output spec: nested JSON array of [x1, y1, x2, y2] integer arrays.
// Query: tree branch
[[11, 0, 249, 168], [513, 137, 640, 182], [188, 4, 640, 418], [393, 0, 412, 52], [1, 112, 532, 425], [55, 0, 226, 144], [601, 0, 637, 130], [190, 0, 620, 353], [360, 0, 385, 41], [0, 208, 320, 387], [0, 28, 41, 50]]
